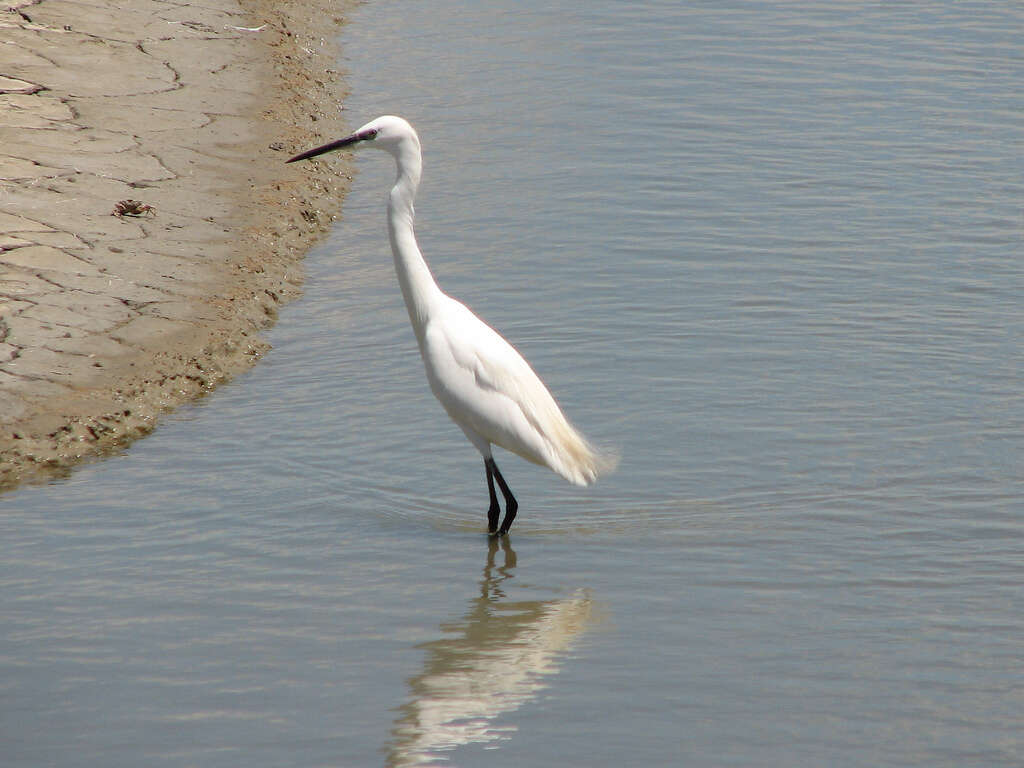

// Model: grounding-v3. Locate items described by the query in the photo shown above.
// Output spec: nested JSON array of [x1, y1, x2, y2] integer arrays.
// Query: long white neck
[[386, 139, 444, 348]]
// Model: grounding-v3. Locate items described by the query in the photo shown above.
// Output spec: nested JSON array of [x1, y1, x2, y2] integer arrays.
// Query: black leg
[[485, 459, 500, 534], [490, 459, 518, 536]]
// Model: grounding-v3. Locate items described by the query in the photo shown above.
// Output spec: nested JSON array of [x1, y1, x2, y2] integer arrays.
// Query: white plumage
[[423, 298, 606, 486], [288, 115, 615, 535]]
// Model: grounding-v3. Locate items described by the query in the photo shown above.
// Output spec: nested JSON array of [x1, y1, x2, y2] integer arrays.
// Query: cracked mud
[[1, 0, 356, 489]]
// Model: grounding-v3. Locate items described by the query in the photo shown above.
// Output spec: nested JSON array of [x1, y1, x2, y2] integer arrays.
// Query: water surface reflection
[[388, 539, 595, 766]]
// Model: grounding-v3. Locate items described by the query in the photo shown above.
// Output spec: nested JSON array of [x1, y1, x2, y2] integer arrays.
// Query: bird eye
[[364, 128, 379, 140]]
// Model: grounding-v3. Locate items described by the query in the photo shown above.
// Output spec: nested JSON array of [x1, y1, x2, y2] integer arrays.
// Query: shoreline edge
[[1, 0, 356, 490]]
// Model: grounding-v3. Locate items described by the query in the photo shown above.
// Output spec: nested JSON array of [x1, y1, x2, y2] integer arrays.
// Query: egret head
[[286, 115, 417, 164]]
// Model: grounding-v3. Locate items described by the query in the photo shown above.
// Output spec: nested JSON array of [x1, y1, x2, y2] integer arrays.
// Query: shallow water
[[3, 1, 1023, 765]]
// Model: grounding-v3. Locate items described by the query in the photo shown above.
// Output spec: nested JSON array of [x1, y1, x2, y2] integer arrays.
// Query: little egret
[[287, 115, 614, 535]]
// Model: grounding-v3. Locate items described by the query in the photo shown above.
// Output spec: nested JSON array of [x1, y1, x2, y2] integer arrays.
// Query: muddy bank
[[0, 0, 356, 489]]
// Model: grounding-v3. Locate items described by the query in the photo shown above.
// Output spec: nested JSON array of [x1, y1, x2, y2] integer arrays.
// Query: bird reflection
[[387, 538, 594, 767]]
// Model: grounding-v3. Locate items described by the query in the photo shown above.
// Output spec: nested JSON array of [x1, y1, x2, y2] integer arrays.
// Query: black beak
[[285, 129, 373, 163]]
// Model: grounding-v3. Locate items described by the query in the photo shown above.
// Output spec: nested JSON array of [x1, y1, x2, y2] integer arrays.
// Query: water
[[3, 1, 1023, 765]]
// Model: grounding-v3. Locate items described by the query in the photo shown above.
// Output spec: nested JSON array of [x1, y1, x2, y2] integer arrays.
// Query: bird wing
[[421, 298, 601, 484]]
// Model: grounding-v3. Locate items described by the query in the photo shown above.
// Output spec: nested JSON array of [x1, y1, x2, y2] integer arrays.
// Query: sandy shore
[[1, 0, 356, 489]]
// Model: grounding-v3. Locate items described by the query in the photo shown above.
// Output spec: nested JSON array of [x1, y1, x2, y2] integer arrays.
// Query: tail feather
[[545, 416, 618, 486]]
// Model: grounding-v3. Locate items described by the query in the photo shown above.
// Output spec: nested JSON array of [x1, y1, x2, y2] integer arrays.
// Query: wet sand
[[1, 0, 355, 489]]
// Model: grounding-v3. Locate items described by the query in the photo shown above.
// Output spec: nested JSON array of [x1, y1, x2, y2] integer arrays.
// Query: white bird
[[287, 115, 615, 535]]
